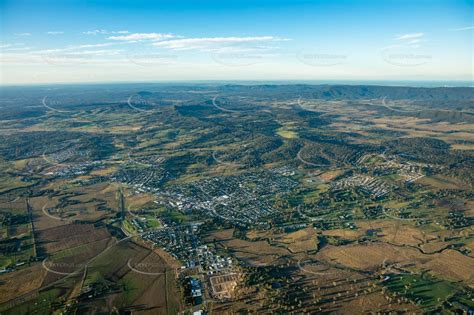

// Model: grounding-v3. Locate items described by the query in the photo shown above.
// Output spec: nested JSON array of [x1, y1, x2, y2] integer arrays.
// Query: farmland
[[0, 83, 473, 313]]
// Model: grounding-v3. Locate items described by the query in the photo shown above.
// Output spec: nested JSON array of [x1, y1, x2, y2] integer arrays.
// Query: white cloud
[[83, 29, 129, 35], [32, 42, 118, 54], [407, 39, 421, 44], [453, 26, 474, 31], [210, 45, 277, 53], [152, 36, 289, 51], [1, 47, 126, 66], [74, 43, 117, 49], [61, 49, 123, 56], [46, 31, 64, 35], [108, 33, 174, 41], [2, 46, 32, 51], [383, 32, 427, 52], [395, 33, 424, 41], [83, 29, 108, 35], [0, 43, 25, 49], [14, 33, 31, 36]]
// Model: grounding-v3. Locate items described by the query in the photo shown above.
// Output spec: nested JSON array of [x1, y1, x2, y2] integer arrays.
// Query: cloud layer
[[108, 33, 174, 41]]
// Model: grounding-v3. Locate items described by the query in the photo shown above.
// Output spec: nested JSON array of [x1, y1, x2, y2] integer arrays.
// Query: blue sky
[[0, 0, 472, 84]]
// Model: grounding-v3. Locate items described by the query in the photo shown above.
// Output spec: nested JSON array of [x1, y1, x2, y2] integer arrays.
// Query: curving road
[[296, 148, 328, 167]]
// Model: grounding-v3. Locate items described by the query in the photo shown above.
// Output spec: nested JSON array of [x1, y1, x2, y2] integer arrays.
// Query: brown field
[[247, 227, 318, 253], [125, 192, 156, 209], [30, 196, 69, 230], [322, 228, 364, 240], [357, 220, 437, 247], [317, 169, 344, 182], [223, 228, 395, 313], [205, 228, 235, 241], [451, 143, 474, 150], [126, 274, 170, 315], [316, 243, 423, 271], [419, 240, 455, 254], [466, 200, 474, 217], [316, 242, 474, 287], [417, 175, 463, 190], [30, 182, 119, 229], [322, 219, 446, 250], [68, 182, 118, 212], [210, 297, 263, 314], [36, 223, 111, 255], [8, 225, 29, 238], [0, 197, 26, 212], [463, 241, 474, 257], [124, 249, 181, 314], [212, 224, 474, 311], [82, 239, 183, 314], [0, 264, 47, 304], [57, 201, 109, 221], [281, 261, 420, 314], [34, 223, 115, 287], [421, 249, 474, 285], [107, 125, 143, 133], [42, 237, 114, 286], [205, 229, 289, 266], [220, 238, 289, 266], [209, 273, 242, 299], [338, 290, 420, 314], [271, 227, 318, 253], [89, 166, 118, 176], [441, 131, 474, 144], [246, 229, 272, 240]]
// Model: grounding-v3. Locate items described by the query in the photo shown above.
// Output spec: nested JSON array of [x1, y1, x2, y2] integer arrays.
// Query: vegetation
[[0, 83, 472, 314]]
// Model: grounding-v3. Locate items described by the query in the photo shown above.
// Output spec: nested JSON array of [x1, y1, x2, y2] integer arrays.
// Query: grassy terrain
[[0, 84, 472, 314], [382, 273, 457, 311]]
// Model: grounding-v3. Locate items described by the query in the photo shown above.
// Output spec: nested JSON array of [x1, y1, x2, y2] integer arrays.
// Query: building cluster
[[127, 155, 166, 166], [142, 221, 236, 275], [155, 171, 298, 226], [334, 174, 390, 198], [128, 216, 150, 233], [43, 161, 101, 177], [382, 160, 425, 183], [41, 144, 102, 177], [184, 276, 203, 305], [110, 165, 169, 192], [197, 245, 233, 275], [142, 222, 200, 267], [357, 153, 427, 183], [142, 220, 239, 306], [270, 165, 296, 177], [47, 145, 92, 164]]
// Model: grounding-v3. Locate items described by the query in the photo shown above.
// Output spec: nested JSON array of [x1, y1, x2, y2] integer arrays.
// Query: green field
[[382, 273, 458, 311]]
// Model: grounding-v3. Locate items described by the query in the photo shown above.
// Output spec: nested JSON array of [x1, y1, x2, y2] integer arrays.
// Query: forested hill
[[219, 84, 474, 103]]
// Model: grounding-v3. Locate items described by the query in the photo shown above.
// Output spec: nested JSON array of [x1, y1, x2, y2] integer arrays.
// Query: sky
[[0, 0, 473, 85]]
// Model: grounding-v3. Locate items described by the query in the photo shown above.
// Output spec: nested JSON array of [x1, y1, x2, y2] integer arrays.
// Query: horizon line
[[1, 79, 473, 88]]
